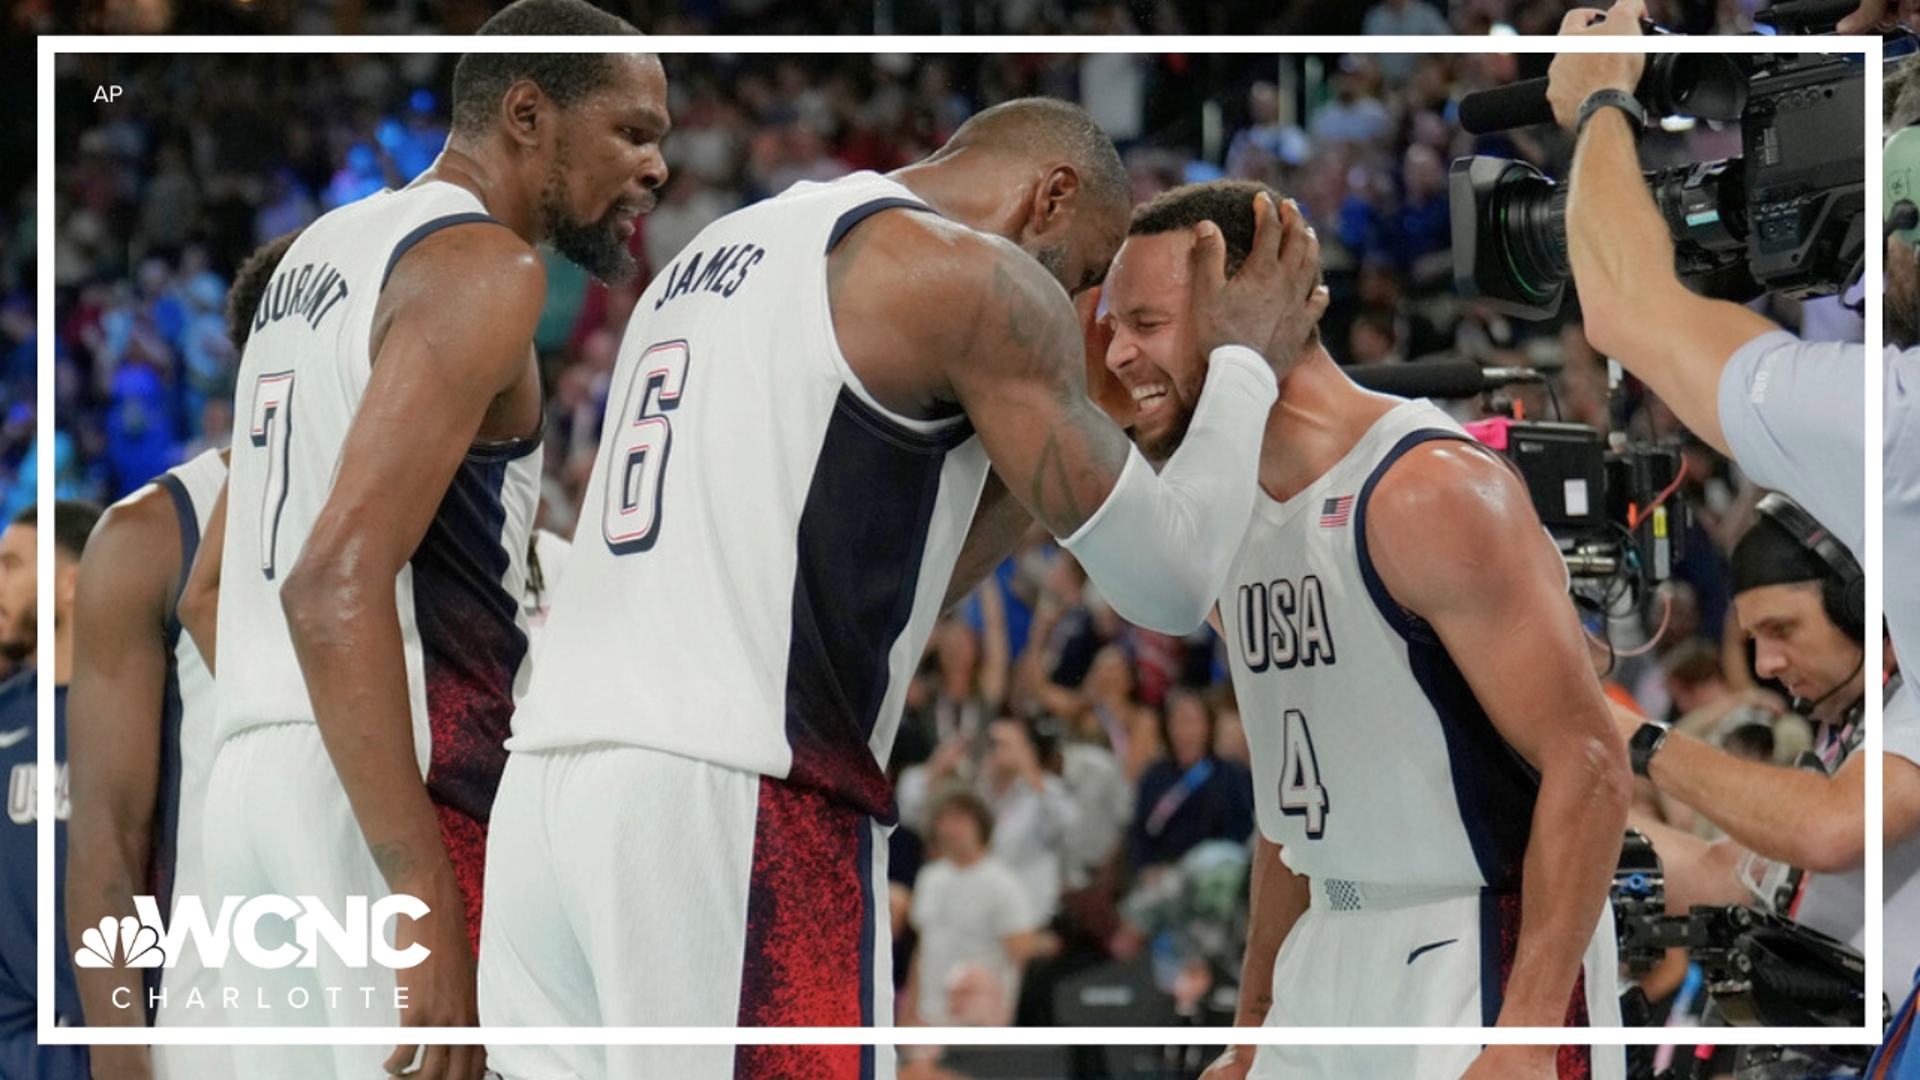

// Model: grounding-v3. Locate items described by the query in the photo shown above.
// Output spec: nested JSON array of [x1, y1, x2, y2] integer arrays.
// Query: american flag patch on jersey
[[1320, 495, 1354, 528]]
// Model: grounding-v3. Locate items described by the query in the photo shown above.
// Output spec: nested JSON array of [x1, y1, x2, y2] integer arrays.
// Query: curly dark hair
[[1128, 179, 1322, 344], [227, 228, 303, 352]]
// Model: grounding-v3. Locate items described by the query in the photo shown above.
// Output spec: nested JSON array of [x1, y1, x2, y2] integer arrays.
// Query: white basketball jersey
[[149, 449, 221, 937], [511, 172, 992, 819], [216, 181, 540, 822], [1221, 399, 1540, 890]]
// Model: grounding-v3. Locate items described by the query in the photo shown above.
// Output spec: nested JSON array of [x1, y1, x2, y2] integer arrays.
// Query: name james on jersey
[[652, 242, 767, 311]]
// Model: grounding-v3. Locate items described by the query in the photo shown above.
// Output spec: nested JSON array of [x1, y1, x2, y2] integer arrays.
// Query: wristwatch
[[1577, 89, 1647, 138], [1629, 721, 1670, 779]]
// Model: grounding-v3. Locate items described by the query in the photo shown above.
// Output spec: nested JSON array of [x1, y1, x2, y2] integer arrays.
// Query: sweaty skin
[[275, 56, 667, 1080], [1099, 225, 1626, 1080], [67, 483, 187, 1080]]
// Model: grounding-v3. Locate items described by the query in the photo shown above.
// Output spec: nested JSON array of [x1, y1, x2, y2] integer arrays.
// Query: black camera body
[[1464, 418, 1685, 585], [1611, 830, 1868, 1029], [1452, 52, 1865, 319]]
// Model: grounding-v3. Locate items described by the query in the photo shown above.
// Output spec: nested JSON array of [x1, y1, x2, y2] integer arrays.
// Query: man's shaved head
[[934, 98, 1131, 218], [450, 0, 644, 140]]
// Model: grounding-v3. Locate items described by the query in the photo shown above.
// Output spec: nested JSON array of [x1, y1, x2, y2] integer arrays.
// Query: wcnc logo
[[74, 895, 430, 971]]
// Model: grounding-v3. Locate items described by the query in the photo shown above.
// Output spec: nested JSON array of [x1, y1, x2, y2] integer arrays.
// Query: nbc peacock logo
[[74, 915, 166, 969]]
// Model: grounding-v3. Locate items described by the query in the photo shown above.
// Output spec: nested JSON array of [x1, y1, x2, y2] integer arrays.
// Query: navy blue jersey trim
[[380, 212, 505, 291], [410, 457, 525, 823], [1353, 429, 1468, 641], [1352, 428, 1540, 890], [151, 474, 198, 962], [155, 473, 200, 642], [466, 432, 543, 464], [826, 197, 933, 254], [834, 381, 975, 454], [781, 388, 967, 820], [858, 820, 877, 1033], [1479, 889, 1505, 1026]]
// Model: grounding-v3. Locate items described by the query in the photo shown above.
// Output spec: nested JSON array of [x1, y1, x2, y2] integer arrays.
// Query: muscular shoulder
[[837, 212, 1067, 354], [81, 481, 185, 619], [1363, 439, 1553, 615], [372, 222, 545, 380], [93, 481, 187, 577], [830, 209, 1075, 407], [382, 223, 545, 327]]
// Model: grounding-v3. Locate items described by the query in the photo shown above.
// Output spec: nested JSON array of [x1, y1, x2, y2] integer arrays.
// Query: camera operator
[[1545, 0, 1864, 572], [1622, 501, 1920, 1018], [1883, 659, 1920, 1005]]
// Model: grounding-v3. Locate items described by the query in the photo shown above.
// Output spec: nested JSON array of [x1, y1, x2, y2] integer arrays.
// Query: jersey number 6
[[603, 341, 692, 554]]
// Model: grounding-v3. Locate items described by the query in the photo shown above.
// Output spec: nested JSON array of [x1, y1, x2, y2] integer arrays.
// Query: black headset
[[1755, 492, 1864, 643]]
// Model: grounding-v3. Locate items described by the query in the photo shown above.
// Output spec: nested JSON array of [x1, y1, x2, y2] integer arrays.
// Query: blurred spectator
[[377, 88, 450, 183], [905, 791, 1040, 1027], [1225, 80, 1311, 185], [1364, 0, 1450, 34], [979, 715, 1078, 924], [1309, 58, 1393, 146], [42, 56, 1837, 1025], [1127, 690, 1254, 875]]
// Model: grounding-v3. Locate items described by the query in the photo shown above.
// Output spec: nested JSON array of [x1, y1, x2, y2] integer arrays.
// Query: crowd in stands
[[47, 49, 1862, 1029], [24, 0, 1782, 38]]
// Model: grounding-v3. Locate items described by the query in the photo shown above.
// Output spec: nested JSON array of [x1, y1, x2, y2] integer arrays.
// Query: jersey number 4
[[1280, 708, 1329, 839], [604, 341, 692, 554], [250, 372, 296, 579]]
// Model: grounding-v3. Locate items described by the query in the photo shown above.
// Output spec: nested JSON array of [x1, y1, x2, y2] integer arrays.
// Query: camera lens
[[1498, 179, 1570, 302]]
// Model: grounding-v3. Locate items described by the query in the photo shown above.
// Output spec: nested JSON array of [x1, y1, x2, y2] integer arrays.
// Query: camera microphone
[[1343, 360, 1544, 400], [1458, 78, 1558, 135], [1457, 55, 1748, 136]]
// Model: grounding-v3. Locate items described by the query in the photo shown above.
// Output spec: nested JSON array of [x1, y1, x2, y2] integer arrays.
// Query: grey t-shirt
[[1886, 683, 1920, 1004], [1887, 348, 1920, 679], [1718, 331, 1865, 558]]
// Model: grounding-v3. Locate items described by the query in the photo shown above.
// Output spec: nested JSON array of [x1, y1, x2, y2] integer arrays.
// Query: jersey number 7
[[603, 341, 692, 554], [250, 371, 296, 579]]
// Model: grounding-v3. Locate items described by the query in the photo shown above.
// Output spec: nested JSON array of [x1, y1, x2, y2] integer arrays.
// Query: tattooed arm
[[829, 198, 1317, 633]]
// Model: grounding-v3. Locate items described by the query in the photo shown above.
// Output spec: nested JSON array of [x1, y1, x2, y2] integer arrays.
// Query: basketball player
[[177, 231, 305, 677], [1095, 181, 1630, 1080], [0, 502, 102, 1080], [66, 231, 294, 1079], [480, 98, 1326, 1079], [206, 4, 664, 1078]]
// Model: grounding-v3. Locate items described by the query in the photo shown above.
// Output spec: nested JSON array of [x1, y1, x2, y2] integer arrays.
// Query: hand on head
[[1186, 192, 1329, 378]]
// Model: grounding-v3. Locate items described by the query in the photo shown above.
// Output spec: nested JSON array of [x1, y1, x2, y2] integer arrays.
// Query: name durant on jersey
[[253, 260, 351, 334]]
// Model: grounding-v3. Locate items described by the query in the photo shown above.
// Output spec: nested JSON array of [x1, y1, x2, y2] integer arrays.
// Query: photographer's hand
[[1552, 0, 1778, 457], [1461, 1045, 1558, 1080], [1547, 0, 1648, 131]]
